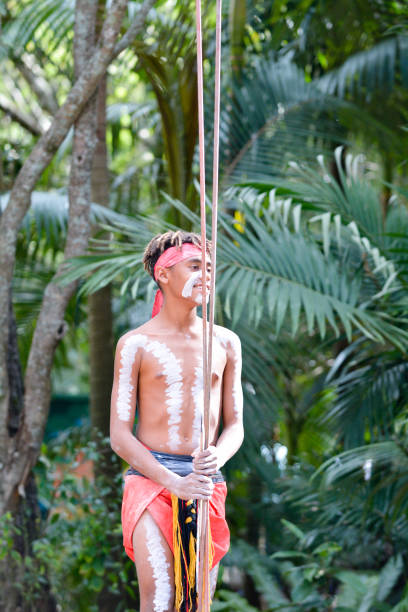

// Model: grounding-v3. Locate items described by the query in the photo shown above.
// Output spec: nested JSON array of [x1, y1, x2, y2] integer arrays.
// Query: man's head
[[143, 231, 212, 315], [143, 230, 211, 282]]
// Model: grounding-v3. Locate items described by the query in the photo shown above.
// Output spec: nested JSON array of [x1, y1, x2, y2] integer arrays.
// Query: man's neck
[[155, 301, 200, 333]]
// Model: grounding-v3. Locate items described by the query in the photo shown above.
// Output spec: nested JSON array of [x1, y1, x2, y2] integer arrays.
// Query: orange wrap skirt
[[122, 474, 230, 569]]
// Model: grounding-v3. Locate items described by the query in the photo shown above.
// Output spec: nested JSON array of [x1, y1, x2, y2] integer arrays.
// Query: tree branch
[[0, 95, 43, 137], [22, 0, 98, 463], [113, 0, 155, 56], [14, 56, 59, 116]]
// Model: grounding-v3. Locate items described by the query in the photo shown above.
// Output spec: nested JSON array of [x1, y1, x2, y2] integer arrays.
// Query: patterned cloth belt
[[126, 449, 225, 483]]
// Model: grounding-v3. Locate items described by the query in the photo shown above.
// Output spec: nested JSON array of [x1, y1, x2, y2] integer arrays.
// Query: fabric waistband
[[126, 449, 225, 483]]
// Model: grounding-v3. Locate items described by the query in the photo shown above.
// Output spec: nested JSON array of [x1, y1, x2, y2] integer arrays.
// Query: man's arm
[[110, 332, 213, 500], [193, 330, 244, 475]]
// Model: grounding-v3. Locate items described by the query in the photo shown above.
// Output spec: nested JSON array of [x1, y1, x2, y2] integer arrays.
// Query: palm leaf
[[314, 441, 408, 488], [0, 191, 135, 257], [216, 203, 406, 349], [323, 339, 408, 448], [210, 57, 348, 188], [1, 0, 75, 58], [318, 35, 408, 98], [243, 149, 386, 243]]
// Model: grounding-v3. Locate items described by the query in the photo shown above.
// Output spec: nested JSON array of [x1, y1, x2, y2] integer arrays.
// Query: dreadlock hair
[[143, 230, 211, 283]]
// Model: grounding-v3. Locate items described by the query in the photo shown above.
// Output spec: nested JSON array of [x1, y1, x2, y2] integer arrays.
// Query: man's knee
[[139, 585, 175, 612]]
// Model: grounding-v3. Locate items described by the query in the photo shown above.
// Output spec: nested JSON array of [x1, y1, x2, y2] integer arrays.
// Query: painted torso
[[115, 321, 239, 455]]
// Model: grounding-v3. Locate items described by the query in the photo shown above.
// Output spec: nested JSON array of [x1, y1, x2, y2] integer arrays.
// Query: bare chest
[[139, 336, 226, 388]]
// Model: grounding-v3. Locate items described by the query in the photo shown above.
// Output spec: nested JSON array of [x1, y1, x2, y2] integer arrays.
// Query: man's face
[[167, 256, 211, 305]]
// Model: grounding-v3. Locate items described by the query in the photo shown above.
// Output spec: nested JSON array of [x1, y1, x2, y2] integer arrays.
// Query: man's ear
[[156, 267, 169, 286]]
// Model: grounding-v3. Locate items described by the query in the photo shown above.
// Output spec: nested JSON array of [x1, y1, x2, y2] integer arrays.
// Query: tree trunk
[[229, 0, 246, 82], [88, 69, 125, 612], [89, 75, 114, 442], [0, 1, 155, 509], [88, 74, 119, 491], [0, 300, 57, 611]]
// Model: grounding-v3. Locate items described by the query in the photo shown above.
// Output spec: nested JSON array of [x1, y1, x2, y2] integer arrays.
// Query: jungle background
[[1, 0, 408, 610]]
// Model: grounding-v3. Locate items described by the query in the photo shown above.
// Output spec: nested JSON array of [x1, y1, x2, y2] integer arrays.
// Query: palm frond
[[323, 339, 408, 448], [237, 149, 408, 288], [385, 186, 408, 282], [318, 35, 408, 99], [0, 191, 135, 257], [228, 540, 291, 609], [217, 202, 406, 349], [242, 149, 385, 242], [212, 57, 349, 188], [1, 0, 75, 58], [314, 441, 408, 487]]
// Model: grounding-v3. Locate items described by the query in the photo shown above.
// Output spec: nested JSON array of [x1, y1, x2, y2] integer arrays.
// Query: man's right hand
[[170, 472, 214, 500]]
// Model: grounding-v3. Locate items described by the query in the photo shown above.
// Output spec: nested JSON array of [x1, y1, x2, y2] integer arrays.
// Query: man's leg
[[133, 510, 175, 612]]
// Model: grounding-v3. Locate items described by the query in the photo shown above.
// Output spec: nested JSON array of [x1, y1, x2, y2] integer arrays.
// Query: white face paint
[[181, 270, 202, 298], [216, 329, 243, 418], [145, 513, 171, 612], [116, 334, 183, 449], [117, 334, 148, 421], [195, 290, 210, 305], [191, 366, 204, 447]]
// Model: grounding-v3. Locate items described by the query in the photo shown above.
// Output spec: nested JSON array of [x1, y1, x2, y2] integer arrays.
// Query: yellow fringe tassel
[[188, 530, 196, 589], [172, 494, 184, 611], [172, 494, 198, 611], [172, 494, 215, 611]]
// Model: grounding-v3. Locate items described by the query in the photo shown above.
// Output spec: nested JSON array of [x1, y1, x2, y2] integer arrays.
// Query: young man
[[110, 230, 244, 612]]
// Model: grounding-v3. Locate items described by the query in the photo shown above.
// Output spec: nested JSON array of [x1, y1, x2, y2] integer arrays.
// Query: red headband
[[151, 243, 202, 317]]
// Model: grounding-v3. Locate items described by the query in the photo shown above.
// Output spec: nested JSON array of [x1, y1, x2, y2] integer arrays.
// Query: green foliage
[[212, 589, 259, 611], [215, 56, 348, 187], [319, 35, 408, 97], [7, 428, 140, 610], [0, 512, 46, 606]]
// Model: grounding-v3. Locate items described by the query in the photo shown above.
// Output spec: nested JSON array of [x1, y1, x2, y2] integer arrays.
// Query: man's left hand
[[192, 446, 220, 476]]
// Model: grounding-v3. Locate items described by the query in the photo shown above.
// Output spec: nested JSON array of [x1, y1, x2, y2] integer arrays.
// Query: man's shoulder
[[116, 321, 156, 348], [214, 324, 241, 349]]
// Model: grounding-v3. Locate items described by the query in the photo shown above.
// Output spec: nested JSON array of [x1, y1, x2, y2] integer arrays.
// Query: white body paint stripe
[[145, 340, 183, 450], [216, 329, 243, 418], [145, 513, 171, 612], [117, 334, 148, 421], [117, 334, 184, 449]]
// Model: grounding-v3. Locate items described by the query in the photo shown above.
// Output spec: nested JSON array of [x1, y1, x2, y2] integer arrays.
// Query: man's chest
[[139, 336, 227, 386]]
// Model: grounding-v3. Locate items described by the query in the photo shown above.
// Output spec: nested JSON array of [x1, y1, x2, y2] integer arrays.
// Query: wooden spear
[[195, 0, 222, 609]]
